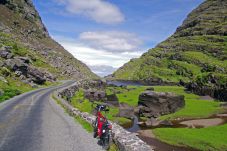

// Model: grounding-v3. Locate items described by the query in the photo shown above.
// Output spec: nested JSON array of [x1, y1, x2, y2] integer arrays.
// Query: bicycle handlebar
[[91, 102, 110, 112]]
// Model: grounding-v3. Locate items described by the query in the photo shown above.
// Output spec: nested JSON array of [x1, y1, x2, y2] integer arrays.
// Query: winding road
[[0, 81, 102, 151]]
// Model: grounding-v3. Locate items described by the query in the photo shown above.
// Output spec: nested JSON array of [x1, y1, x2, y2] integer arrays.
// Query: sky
[[33, 0, 204, 77]]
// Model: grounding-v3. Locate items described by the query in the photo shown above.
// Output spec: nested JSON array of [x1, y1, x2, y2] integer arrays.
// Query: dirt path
[[180, 118, 224, 128]]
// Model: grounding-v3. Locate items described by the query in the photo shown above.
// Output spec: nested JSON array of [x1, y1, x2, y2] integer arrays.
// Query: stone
[[4, 58, 28, 72], [0, 76, 8, 83], [27, 67, 46, 84], [0, 46, 13, 59], [159, 120, 173, 126], [84, 90, 106, 101], [118, 103, 134, 119], [15, 56, 30, 64], [59, 84, 78, 102], [15, 70, 22, 77], [106, 94, 119, 107], [145, 117, 159, 127], [138, 91, 185, 118]]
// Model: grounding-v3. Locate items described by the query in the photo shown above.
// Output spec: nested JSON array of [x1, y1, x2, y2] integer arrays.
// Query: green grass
[[0, 77, 33, 103], [107, 85, 222, 120], [153, 124, 227, 151], [74, 116, 93, 133], [71, 89, 131, 125], [107, 86, 148, 107], [52, 94, 94, 133], [153, 86, 221, 120]]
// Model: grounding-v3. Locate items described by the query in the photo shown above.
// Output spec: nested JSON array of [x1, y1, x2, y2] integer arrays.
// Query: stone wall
[[54, 82, 153, 151]]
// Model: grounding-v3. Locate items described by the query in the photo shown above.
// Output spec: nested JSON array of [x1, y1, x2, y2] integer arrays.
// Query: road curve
[[0, 81, 102, 151]]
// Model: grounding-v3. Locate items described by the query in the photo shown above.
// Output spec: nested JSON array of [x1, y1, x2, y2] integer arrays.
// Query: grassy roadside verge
[[0, 79, 60, 103], [52, 94, 93, 133], [71, 89, 131, 125], [52, 94, 118, 151]]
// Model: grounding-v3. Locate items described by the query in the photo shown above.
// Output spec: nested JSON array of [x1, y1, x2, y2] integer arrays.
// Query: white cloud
[[89, 65, 116, 77], [79, 31, 142, 53], [54, 0, 124, 24], [53, 35, 144, 76]]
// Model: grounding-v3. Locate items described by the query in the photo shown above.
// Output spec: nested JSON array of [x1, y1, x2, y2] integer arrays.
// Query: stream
[[108, 80, 227, 151]]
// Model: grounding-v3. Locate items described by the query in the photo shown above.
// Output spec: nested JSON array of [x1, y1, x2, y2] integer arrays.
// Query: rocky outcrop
[[110, 0, 227, 101], [186, 73, 227, 101], [59, 84, 79, 102], [55, 83, 153, 151], [77, 79, 106, 90], [138, 91, 185, 118], [0, 0, 97, 80], [1, 47, 55, 84], [118, 103, 134, 119], [84, 90, 106, 101], [106, 94, 119, 107]]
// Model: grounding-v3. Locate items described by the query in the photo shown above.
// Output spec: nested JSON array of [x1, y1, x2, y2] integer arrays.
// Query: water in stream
[[108, 80, 227, 151]]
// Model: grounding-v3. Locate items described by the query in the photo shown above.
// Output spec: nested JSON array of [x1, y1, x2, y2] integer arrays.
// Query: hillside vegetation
[[110, 0, 227, 100], [0, 0, 97, 80]]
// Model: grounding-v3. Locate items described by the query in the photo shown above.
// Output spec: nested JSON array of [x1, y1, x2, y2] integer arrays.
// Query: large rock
[[0, 46, 13, 59], [0, 76, 8, 83], [27, 67, 46, 84], [4, 58, 28, 72], [59, 85, 78, 102], [84, 90, 106, 101], [118, 103, 134, 119], [105, 94, 119, 107], [138, 91, 185, 118]]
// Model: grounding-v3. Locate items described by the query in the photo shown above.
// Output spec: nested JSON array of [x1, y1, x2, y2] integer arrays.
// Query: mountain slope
[[0, 0, 98, 81], [110, 0, 227, 100]]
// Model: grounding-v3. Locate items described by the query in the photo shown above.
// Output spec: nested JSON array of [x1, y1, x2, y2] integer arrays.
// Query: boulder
[[27, 67, 46, 84], [0, 46, 13, 59], [118, 103, 134, 119], [4, 58, 28, 72], [145, 117, 159, 127], [0, 76, 8, 83], [138, 91, 185, 118], [106, 94, 119, 107], [15, 56, 30, 64], [84, 90, 106, 101], [59, 85, 78, 102]]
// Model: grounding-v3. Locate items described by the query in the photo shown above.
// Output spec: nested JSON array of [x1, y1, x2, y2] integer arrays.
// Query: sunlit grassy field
[[153, 124, 227, 151]]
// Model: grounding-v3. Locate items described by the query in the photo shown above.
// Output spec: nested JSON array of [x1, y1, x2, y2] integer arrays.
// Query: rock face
[[0, 0, 97, 80], [84, 90, 106, 101], [59, 85, 79, 102], [118, 103, 134, 119], [138, 91, 185, 117], [106, 94, 119, 107], [186, 73, 227, 101], [110, 0, 227, 101], [1, 51, 55, 84]]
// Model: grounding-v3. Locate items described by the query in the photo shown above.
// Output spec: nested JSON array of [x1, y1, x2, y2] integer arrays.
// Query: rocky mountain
[[0, 0, 98, 86], [109, 0, 227, 100]]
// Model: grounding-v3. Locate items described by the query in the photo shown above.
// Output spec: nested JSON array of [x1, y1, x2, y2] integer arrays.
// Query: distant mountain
[[0, 0, 98, 85], [110, 0, 227, 100]]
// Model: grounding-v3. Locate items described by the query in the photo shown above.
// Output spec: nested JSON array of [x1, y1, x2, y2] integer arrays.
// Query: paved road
[[0, 81, 102, 151]]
